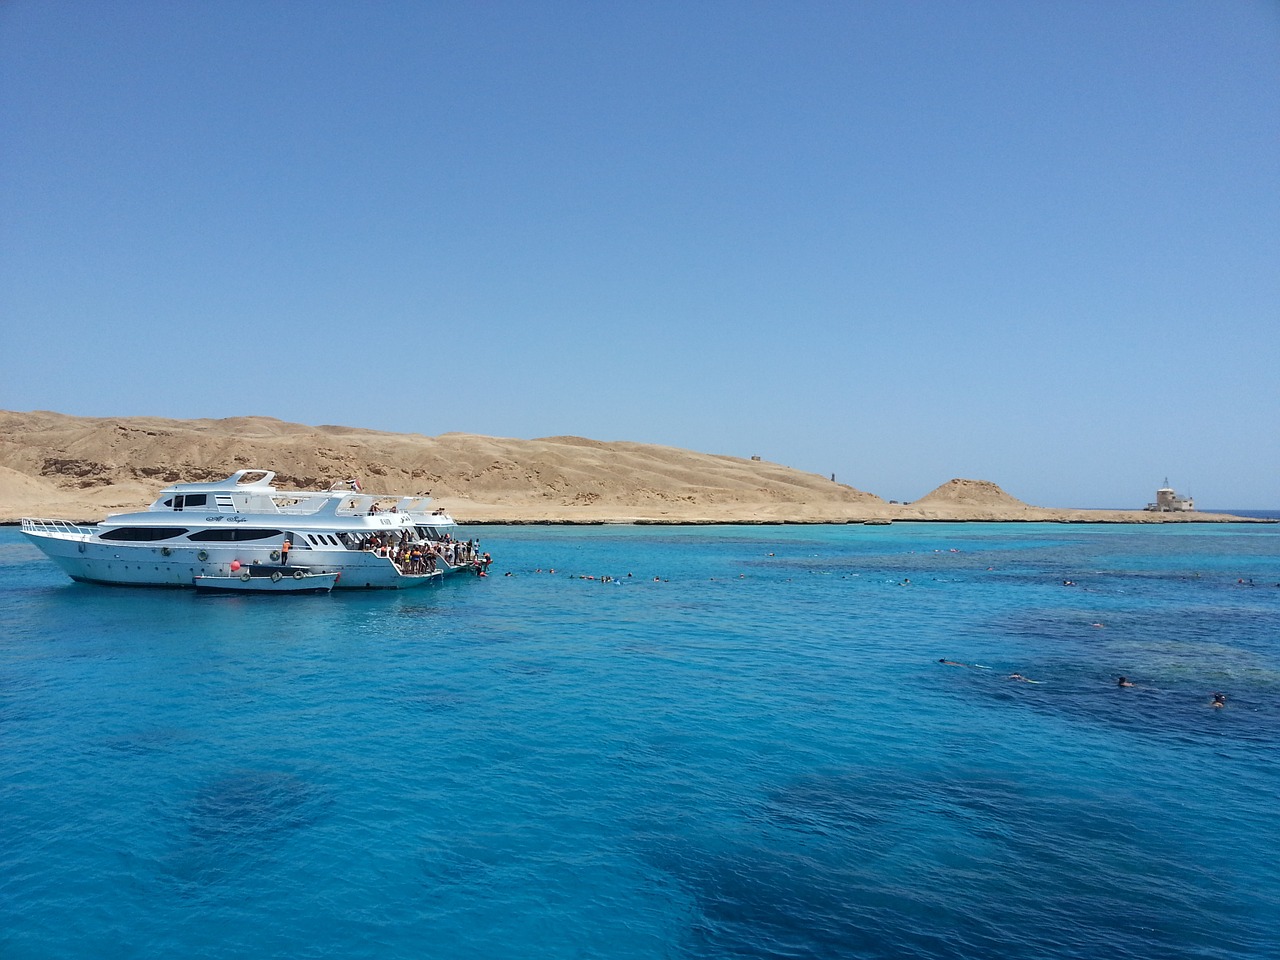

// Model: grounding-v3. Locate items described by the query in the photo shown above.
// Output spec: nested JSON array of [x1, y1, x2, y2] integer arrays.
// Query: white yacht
[[20, 469, 489, 590]]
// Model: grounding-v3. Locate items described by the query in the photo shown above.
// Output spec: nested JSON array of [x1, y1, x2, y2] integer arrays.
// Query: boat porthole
[[197, 550, 209, 562], [161, 546, 171, 556], [271, 571, 283, 582], [270, 550, 281, 561], [240, 571, 251, 582], [293, 570, 305, 580]]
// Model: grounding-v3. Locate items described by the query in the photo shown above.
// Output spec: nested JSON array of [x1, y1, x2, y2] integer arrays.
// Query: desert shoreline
[[6, 513, 1269, 527], [1, 410, 1268, 526]]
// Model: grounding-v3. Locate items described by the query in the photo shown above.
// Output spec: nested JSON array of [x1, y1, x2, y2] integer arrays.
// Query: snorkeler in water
[[1212, 693, 1226, 708], [1117, 676, 1134, 687]]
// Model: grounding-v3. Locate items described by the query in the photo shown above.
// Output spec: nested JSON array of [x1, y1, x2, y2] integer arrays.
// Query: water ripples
[[1, 524, 1278, 958]]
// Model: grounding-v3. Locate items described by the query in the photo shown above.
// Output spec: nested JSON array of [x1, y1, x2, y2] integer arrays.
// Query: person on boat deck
[[281, 538, 291, 565]]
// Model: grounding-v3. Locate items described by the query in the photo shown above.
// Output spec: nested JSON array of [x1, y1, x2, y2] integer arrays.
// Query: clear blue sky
[[3, 1, 1277, 507]]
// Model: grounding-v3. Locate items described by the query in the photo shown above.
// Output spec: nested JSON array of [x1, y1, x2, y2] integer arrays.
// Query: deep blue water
[[2, 522, 1278, 959]]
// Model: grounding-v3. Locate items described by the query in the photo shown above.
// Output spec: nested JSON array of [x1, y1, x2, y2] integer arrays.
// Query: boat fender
[[240, 571, 252, 582], [161, 546, 171, 557], [293, 570, 305, 580], [270, 550, 281, 561], [270, 571, 283, 582], [197, 550, 209, 562]]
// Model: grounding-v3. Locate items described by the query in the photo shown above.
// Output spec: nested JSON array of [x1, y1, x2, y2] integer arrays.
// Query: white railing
[[20, 518, 94, 537]]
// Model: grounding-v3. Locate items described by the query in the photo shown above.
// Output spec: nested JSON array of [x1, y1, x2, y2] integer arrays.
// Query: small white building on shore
[[1145, 480, 1195, 512]]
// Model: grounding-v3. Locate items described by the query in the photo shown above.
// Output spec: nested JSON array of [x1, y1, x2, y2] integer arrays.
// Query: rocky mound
[[914, 479, 1033, 508]]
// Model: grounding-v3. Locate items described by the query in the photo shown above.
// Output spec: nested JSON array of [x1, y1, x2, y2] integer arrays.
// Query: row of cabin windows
[[189, 528, 285, 542], [99, 527, 284, 542], [100, 526, 450, 544]]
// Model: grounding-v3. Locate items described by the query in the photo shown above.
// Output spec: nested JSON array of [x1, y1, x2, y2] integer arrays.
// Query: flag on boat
[[348, 478, 362, 491]]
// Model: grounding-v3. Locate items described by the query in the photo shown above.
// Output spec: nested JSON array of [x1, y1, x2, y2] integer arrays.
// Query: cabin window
[[164, 494, 209, 511], [100, 527, 190, 541], [186, 528, 284, 542]]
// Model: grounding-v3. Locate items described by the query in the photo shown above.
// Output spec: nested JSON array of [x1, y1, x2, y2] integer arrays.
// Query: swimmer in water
[[1212, 693, 1226, 708], [939, 658, 967, 667], [1008, 673, 1040, 683], [1117, 676, 1133, 687]]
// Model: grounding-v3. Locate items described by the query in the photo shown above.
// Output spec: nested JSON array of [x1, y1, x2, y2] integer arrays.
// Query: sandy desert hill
[[0, 410, 1245, 524]]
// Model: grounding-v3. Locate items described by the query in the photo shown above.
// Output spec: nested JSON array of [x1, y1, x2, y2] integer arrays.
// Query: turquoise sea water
[[2, 522, 1278, 959]]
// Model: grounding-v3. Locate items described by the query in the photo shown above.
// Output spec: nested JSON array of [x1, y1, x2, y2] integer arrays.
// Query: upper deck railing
[[20, 518, 95, 537], [270, 493, 440, 517]]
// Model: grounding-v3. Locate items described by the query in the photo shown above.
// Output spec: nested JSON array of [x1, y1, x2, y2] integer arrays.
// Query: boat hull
[[21, 531, 458, 590]]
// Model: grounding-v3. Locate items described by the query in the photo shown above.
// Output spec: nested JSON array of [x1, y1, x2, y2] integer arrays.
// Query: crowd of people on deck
[[353, 531, 491, 576]]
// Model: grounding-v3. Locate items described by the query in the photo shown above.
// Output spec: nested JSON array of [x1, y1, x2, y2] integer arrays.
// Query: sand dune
[[0, 410, 1248, 523]]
